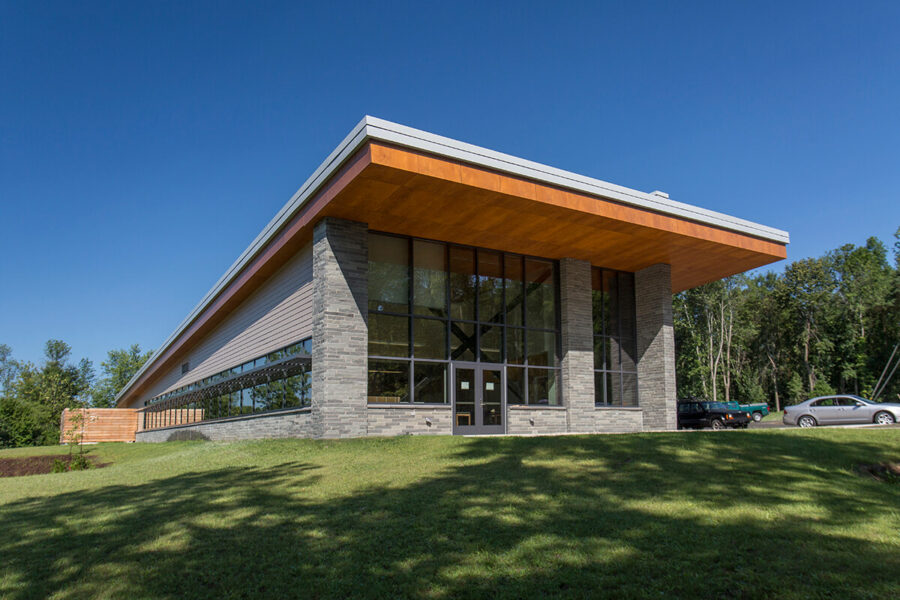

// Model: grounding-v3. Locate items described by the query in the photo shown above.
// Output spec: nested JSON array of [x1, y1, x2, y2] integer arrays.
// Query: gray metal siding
[[132, 243, 313, 406]]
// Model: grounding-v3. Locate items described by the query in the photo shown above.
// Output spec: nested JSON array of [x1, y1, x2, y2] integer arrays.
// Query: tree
[[0, 344, 20, 394], [91, 344, 153, 408], [778, 258, 836, 394], [0, 341, 94, 448]]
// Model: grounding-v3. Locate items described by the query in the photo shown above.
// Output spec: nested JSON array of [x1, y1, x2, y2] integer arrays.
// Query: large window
[[592, 269, 638, 406], [141, 339, 312, 430], [368, 232, 561, 405]]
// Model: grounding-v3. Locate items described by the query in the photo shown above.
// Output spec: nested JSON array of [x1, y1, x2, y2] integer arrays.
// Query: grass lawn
[[762, 410, 784, 422], [1, 429, 898, 599]]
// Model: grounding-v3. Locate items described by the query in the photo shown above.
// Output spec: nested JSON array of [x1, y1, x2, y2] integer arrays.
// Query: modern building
[[115, 117, 789, 442]]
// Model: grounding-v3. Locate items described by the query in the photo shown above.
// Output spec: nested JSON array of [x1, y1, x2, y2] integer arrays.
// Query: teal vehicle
[[724, 401, 769, 422]]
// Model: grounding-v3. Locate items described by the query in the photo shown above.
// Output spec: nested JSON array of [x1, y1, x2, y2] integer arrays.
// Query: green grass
[[1, 430, 898, 599], [762, 409, 784, 421]]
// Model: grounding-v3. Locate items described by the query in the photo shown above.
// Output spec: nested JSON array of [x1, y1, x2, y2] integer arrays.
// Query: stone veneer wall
[[135, 409, 312, 442], [559, 258, 595, 433], [311, 218, 369, 439], [367, 405, 453, 436], [594, 407, 643, 433], [635, 263, 677, 431], [507, 406, 568, 435]]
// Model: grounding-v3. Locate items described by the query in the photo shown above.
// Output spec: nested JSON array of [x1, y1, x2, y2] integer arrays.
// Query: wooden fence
[[59, 408, 140, 444]]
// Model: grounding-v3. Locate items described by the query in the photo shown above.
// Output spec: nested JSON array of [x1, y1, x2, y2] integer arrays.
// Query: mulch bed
[[0, 454, 108, 477], [857, 462, 900, 483]]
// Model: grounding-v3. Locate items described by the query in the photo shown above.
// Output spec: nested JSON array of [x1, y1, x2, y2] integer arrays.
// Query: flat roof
[[116, 116, 788, 405]]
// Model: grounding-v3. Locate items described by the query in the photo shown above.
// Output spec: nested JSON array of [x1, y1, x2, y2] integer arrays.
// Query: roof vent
[[651, 190, 669, 199]]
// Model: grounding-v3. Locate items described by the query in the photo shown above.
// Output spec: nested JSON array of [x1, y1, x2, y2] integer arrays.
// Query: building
[[115, 117, 789, 442]]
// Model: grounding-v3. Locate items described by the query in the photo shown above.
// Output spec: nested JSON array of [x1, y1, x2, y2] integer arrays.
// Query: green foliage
[[812, 377, 836, 397], [786, 373, 805, 404], [0, 341, 94, 448], [0, 342, 153, 448], [91, 344, 152, 408], [50, 459, 68, 474], [674, 230, 900, 406]]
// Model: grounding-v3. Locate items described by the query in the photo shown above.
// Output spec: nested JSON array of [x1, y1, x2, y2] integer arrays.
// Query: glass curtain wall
[[591, 269, 638, 406], [142, 339, 312, 430], [368, 232, 561, 405]]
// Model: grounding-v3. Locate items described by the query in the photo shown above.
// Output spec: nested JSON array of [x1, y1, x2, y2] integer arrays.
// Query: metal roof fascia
[[117, 115, 789, 405], [362, 116, 790, 244], [115, 117, 372, 405]]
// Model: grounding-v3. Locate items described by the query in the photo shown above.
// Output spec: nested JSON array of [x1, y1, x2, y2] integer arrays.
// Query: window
[[592, 268, 638, 407], [141, 339, 312, 430], [367, 232, 562, 405]]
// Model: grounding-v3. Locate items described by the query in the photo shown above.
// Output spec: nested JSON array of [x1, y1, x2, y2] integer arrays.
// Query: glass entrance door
[[453, 364, 505, 435]]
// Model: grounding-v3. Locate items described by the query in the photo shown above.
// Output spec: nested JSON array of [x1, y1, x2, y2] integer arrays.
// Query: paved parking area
[[749, 420, 898, 430]]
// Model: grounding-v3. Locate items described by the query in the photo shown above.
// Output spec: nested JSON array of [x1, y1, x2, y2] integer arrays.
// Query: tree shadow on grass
[[1, 433, 898, 599]]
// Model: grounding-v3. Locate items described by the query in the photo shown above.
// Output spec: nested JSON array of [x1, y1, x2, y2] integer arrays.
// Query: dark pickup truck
[[677, 400, 751, 430]]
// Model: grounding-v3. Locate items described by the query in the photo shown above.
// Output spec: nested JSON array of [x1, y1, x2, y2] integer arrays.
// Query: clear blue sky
[[2, 1, 898, 370]]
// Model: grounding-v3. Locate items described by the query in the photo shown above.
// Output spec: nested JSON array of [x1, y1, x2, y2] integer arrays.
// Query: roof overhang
[[116, 116, 788, 407]]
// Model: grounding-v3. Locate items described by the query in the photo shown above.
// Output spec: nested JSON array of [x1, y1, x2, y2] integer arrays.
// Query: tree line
[[0, 342, 151, 447], [674, 229, 900, 410], [1, 229, 897, 447]]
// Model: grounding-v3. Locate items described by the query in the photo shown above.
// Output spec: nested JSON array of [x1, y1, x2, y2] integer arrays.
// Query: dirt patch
[[0, 454, 108, 477], [857, 462, 900, 484]]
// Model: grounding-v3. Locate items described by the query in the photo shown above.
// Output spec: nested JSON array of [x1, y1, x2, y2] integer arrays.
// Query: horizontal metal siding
[[133, 244, 313, 405]]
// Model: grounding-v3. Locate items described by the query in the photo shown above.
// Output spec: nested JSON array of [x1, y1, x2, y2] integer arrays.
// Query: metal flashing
[[116, 116, 788, 405]]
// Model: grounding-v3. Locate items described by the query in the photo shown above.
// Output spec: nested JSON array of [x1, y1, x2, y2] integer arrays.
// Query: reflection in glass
[[369, 313, 410, 357], [526, 330, 558, 367], [594, 336, 609, 370], [620, 337, 636, 372], [266, 379, 284, 410], [369, 234, 409, 313], [413, 318, 447, 360], [617, 273, 636, 338], [525, 259, 556, 330], [449, 246, 476, 321], [413, 240, 447, 318], [368, 359, 410, 403], [592, 267, 638, 407], [478, 251, 504, 323], [455, 367, 476, 427], [606, 372, 621, 406], [527, 368, 558, 405], [450, 322, 476, 361], [482, 370, 503, 425], [479, 325, 502, 363], [413, 362, 447, 403], [506, 328, 525, 364], [507, 366, 526, 404], [505, 254, 524, 327], [622, 373, 638, 407]]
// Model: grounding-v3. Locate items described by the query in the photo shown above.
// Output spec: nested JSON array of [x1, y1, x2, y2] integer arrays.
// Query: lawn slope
[[1, 429, 898, 599]]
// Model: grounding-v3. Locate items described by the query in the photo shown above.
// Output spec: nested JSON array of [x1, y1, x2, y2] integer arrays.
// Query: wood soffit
[[121, 141, 786, 405]]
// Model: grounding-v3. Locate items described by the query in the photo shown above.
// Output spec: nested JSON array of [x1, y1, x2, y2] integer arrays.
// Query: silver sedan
[[783, 395, 900, 427]]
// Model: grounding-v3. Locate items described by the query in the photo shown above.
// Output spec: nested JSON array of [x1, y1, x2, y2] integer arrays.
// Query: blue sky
[[1, 1, 898, 370]]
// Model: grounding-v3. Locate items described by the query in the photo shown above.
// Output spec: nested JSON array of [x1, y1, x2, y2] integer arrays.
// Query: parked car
[[783, 395, 900, 427], [724, 401, 769, 422], [677, 399, 751, 430]]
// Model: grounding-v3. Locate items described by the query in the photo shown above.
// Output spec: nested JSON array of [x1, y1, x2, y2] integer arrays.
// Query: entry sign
[[486, 382, 495, 391], [461, 381, 470, 390]]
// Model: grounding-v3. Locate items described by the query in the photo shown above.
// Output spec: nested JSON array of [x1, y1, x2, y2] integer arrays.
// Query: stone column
[[311, 217, 369, 439], [559, 258, 595, 432], [635, 263, 677, 431]]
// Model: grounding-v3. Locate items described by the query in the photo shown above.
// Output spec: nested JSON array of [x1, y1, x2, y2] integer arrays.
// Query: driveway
[[749, 420, 899, 430]]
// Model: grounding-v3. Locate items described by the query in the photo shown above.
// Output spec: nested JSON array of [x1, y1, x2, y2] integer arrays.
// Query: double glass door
[[453, 364, 505, 435]]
